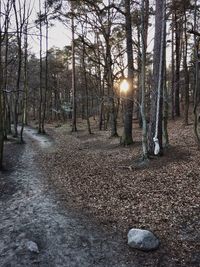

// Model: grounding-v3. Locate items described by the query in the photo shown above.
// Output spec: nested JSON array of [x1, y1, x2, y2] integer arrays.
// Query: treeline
[[0, 0, 200, 169]]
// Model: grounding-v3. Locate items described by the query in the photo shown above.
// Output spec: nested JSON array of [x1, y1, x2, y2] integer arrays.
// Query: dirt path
[[0, 129, 145, 267]]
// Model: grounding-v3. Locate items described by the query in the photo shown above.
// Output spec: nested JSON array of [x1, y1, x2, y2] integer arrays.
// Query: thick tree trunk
[[121, 0, 134, 145], [193, 0, 200, 147], [0, 1, 4, 169], [0, 47, 4, 169]]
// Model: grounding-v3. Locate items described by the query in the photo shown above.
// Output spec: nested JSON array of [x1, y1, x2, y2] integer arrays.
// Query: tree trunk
[[193, 0, 200, 147], [20, 23, 29, 143], [82, 36, 92, 134], [171, 12, 175, 119], [183, 10, 189, 126], [13, 1, 23, 138], [105, 39, 118, 137], [0, 3, 4, 169], [41, 1, 48, 134], [140, 0, 148, 159], [174, 11, 181, 117], [163, 43, 169, 148], [148, 0, 166, 156], [121, 0, 134, 145], [38, 0, 43, 133], [71, 5, 77, 132]]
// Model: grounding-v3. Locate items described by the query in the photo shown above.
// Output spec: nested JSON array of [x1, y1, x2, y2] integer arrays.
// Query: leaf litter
[[39, 119, 200, 267]]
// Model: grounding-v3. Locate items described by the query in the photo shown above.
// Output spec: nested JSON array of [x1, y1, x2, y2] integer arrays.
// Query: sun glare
[[120, 79, 129, 93]]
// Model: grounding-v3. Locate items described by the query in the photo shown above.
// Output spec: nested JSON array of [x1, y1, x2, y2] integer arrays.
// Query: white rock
[[26, 240, 39, 253], [127, 228, 160, 251]]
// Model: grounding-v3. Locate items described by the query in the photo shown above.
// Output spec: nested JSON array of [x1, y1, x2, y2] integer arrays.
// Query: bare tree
[[0, 0, 4, 169], [140, 0, 148, 159], [121, 0, 134, 145], [193, 0, 200, 147], [38, 0, 43, 133], [71, 1, 77, 132], [148, 0, 166, 156]]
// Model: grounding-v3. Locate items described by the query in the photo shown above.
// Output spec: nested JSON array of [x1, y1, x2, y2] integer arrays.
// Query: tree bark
[[121, 0, 134, 145], [140, 0, 148, 159], [42, 1, 49, 134], [174, 9, 182, 117], [183, 9, 189, 126], [148, 0, 166, 155], [38, 0, 43, 133], [71, 4, 77, 132], [171, 12, 175, 119], [0, 2, 4, 169], [82, 36, 92, 134], [193, 0, 200, 147]]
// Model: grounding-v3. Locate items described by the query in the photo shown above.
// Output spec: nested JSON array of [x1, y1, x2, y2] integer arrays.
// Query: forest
[[0, 0, 199, 266]]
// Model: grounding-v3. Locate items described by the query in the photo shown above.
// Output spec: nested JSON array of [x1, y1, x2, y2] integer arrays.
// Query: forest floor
[[0, 118, 199, 266]]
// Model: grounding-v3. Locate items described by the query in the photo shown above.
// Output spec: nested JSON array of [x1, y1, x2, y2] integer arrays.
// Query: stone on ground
[[127, 228, 160, 251], [26, 241, 39, 253]]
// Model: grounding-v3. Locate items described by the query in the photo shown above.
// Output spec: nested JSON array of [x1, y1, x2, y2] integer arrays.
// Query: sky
[[28, 0, 71, 56], [29, 21, 71, 56], [26, 0, 171, 65]]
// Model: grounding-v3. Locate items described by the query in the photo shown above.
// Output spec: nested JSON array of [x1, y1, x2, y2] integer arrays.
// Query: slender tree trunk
[[121, 0, 134, 145], [183, 10, 189, 126], [96, 33, 103, 131], [38, 0, 43, 133], [3, 6, 10, 137], [171, 12, 175, 119], [174, 11, 181, 117], [105, 38, 118, 137], [82, 36, 92, 134], [71, 5, 77, 132], [13, 1, 23, 137], [137, 0, 149, 129], [140, 0, 148, 159], [20, 23, 28, 143], [148, 0, 166, 155], [163, 40, 169, 148], [41, 1, 48, 134]]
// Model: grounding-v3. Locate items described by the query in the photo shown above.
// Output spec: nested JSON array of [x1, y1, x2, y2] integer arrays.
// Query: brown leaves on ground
[[39, 119, 200, 267]]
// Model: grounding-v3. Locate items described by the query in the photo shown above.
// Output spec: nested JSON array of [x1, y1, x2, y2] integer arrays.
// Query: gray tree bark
[[148, 0, 166, 155]]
